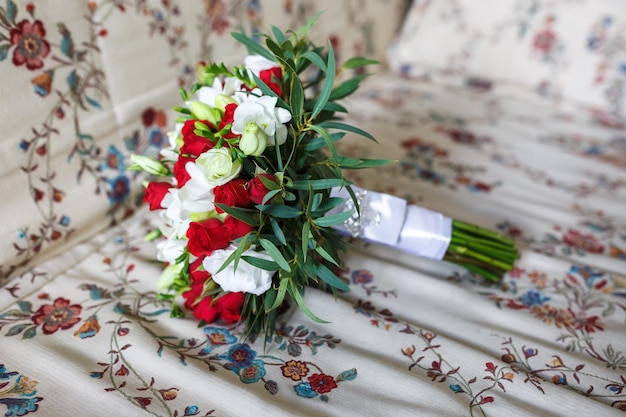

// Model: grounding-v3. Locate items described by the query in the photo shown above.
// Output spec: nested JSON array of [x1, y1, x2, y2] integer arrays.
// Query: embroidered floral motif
[[0, 365, 43, 417]]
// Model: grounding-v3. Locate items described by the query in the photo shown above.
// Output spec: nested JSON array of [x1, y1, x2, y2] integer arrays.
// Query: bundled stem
[[444, 220, 518, 282]]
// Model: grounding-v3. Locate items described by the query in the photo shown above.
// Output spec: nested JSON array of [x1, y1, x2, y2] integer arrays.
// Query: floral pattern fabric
[[1, 0, 626, 416], [388, 0, 626, 119]]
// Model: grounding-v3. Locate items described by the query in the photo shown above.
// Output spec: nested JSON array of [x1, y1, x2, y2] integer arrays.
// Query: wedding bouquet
[[130, 15, 518, 339]]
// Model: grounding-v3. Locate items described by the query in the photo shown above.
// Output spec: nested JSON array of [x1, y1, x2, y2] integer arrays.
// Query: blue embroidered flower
[[237, 360, 266, 384], [183, 405, 200, 416], [0, 366, 18, 380], [519, 290, 550, 307], [106, 175, 130, 204], [201, 327, 237, 355], [101, 144, 126, 171], [294, 382, 318, 398], [0, 397, 42, 417], [148, 128, 167, 148], [223, 344, 256, 371]]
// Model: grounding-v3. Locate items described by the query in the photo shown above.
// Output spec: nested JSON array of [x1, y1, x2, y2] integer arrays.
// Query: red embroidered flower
[[180, 120, 216, 156], [533, 29, 557, 54], [31, 297, 82, 334], [562, 229, 604, 253], [307, 373, 337, 394], [248, 174, 276, 205], [143, 181, 172, 210], [9, 19, 50, 70], [214, 179, 251, 213], [186, 218, 230, 257]]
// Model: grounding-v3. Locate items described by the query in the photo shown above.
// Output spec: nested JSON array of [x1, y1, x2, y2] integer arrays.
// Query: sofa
[[1, 0, 625, 416]]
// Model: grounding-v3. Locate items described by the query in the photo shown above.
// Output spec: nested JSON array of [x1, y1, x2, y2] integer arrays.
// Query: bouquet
[[130, 15, 518, 339]]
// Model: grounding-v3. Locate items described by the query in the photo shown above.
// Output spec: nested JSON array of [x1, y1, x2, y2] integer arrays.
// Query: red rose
[[248, 174, 276, 205], [218, 103, 239, 139], [189, 257, 210, 284], [143, 181, 172, 210], [259, 66, 283, 96], [173, 155, 195, 187], [180, 120, 216, 156], [214, 178, 251, 213], [186, 218, 230, 257], [183, 286, 245, 324], [224, 215, 254, 240]]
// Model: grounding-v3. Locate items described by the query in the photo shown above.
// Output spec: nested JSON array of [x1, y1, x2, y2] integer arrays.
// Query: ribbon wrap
[[330, 186, 452, 260]]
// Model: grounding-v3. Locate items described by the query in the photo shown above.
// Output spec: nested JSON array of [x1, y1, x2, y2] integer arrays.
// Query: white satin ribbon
[[330, 186, 452, 260]]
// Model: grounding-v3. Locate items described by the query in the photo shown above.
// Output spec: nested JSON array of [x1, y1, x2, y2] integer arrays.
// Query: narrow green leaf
[[290, 178, 348, 190], [301, 51, 327, 73], [215, 204, 260, 226], [290, 75, 305, 122], [329, 156, 393, 169], [288, 281, 329, 323], [313, 210, 353, 227], [328, 76, 365, 101], [259, 238, 291, 271], [307, 124, 337, 158], [257, 204, 301, 218], [265, 37, 285, 60], [342, 57, 379, 69], [302, 132, 344, 151], [242, 255, 279, 271], [318, 121, 377, 142], [292, 11, 323, 41], [317, 263, 350, 292], [270, 218, 287, 245], [311, 41, 335, 119], [271, 25, 287, 43], [302, 221, 311, 263], [231, 31, 275, 61], [268, 278, 289, 312], [315, 245, 340, 266]]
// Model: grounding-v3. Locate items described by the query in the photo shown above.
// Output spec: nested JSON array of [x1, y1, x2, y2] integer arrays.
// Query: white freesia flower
[[157, 262, 183, 290], [203, 247, 276, 295], [156, 237, 187, 264], [190, 147, 242, 187], [232, 96, 291, 146]]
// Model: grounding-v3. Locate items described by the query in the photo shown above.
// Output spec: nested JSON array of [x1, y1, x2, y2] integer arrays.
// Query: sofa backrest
[[388, 0, 626, 118], [0, 0, 407, 285]]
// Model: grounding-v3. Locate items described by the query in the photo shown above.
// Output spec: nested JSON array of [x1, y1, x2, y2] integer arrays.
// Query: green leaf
[[215, 204, 260, 226], [270, 218, 287, 245], [291, 178, 348, 190], [342, 57, 379, 69], [315, 245, 340, 266], [301, 51, 326, 73], [317, 263, 350, 291], [259, 238, 291, 271], [328, 76, 366, 101], [329, 156, 392, 169], [6, 0, 17, 24], [301, 221, 311, 262], [0, 43, 9, 61], [288, 280, 329, 323], [271, 25, 287, 43], [318, 121, 377, 142], [291, 11, 323, 41], [268, 278, 289, 312], [302, 132, 344, 151], [257, 204, 301, 219], [307, 124, 337, 158], [242, 255, 279, 271], [336, 368, 358, 382], [290, 75, 305, 122], [313, 210, 353, 227], [311, 41, 335, 119], [265, 37, 285, 60], [5, 323, 27, 337], [231, 31, 275, 61]]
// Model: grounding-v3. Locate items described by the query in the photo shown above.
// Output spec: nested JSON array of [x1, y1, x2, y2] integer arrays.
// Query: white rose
[[203, 247, 276, 295], [192, 147, 242, 186]]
